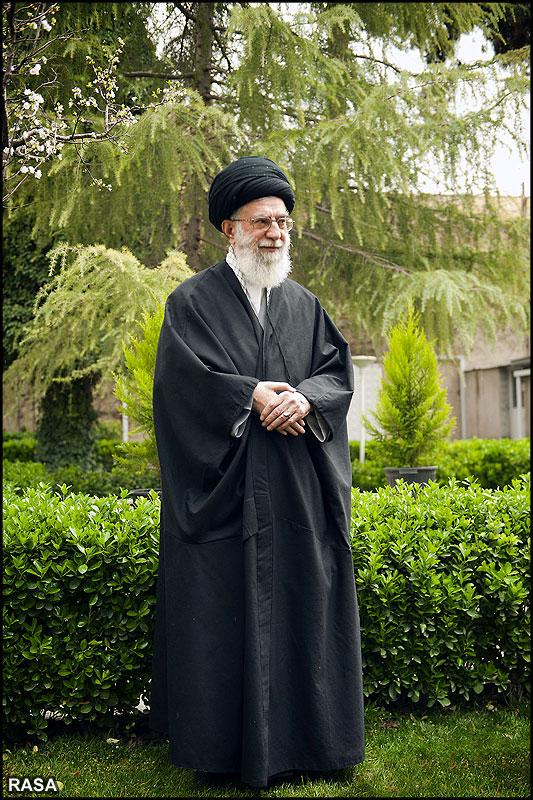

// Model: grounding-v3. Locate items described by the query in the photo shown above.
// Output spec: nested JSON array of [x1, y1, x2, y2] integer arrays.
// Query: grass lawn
[[3, 700, 529, 798]]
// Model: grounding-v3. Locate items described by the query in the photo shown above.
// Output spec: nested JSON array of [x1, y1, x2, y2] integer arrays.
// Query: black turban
[[208, 156, 295, 231]]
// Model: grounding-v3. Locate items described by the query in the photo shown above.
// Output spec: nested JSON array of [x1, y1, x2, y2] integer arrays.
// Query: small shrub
[[3, 436, 37, 462], [2, 434, 121, 469], [93, 439, 123, 471], [94, 420, 122, 441], [3, 459, 160, 497], [3, 483, 160, 741], [362, 309, 455, 467], [2, 460, 49, 488], [349, 438, 530, 490], [351, 458, 387, 490], [2, 429, 32, 440], [351, 474, 530, 708], [437, 438, 531, 489], [35, 377, 98, 471]]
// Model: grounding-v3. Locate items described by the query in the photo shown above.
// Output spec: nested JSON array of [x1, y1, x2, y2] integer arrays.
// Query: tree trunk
[[181, 2, 216, 270]]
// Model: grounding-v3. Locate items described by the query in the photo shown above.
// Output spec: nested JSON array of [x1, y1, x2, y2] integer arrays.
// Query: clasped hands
[[252, 381, 312, 437]]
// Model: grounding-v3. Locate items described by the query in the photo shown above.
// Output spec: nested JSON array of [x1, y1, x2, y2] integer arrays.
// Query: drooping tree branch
[[300, 230, 412, 275]]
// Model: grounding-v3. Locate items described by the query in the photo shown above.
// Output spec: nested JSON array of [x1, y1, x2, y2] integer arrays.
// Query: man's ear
[[221, 219, 235, 244]]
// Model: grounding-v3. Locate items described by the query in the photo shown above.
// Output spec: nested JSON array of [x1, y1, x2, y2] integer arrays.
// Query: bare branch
[[122, 70, 193, 80], [300, 230, 412, 275], [352, 52, 403, 74], [172, 2, 197, 25]]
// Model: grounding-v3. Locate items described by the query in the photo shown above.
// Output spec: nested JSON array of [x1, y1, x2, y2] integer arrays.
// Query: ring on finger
[[282, 409, 292, 418]]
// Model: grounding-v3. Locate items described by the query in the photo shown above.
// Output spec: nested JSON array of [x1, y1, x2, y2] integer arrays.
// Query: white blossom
[[20, 165, 28, 173], [35, 169, 42, 178], [29, 63, 41, 75]]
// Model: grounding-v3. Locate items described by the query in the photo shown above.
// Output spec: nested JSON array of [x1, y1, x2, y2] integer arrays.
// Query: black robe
[[149, 259, 365, 788]]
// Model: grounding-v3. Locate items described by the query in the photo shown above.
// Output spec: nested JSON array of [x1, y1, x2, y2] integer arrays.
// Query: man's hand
[[252, 381, 312, 437]]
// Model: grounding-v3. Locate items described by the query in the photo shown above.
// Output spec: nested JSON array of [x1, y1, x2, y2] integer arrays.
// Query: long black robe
[[149, 259, 365, 788]]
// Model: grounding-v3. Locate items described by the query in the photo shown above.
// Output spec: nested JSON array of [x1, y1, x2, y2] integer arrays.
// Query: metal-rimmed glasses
[[230, 215, 294, 231]]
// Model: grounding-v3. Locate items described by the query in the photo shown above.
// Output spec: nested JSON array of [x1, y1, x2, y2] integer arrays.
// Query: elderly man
[[148, 156, 365, 789]]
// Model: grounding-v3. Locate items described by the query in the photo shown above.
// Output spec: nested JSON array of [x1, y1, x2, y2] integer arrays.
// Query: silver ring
[[282, 409, 291, 417]]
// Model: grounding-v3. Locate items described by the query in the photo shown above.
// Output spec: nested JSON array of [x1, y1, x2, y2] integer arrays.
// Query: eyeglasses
[[230, 215, 294, 231]]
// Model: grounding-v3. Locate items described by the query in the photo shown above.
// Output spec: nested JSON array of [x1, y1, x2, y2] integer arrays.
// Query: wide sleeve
[[153, 292, 259, 483], [295, 302, 354, 443]]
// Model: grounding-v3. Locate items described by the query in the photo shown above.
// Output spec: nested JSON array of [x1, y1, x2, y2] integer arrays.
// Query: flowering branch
[[2, 1, 182, 203]]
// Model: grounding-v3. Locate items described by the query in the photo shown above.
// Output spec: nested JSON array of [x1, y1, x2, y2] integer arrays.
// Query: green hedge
[[350, 437, 530, 490], [3, 459, 160, 496], [3, 436, 37, 462], [351, 475, 530, 708], [437, 438, 531, 488], [5, 435, 528, 492], [3, 476, 529, 740], [3, 483, 159, 741], [2, 436, 122, 471]]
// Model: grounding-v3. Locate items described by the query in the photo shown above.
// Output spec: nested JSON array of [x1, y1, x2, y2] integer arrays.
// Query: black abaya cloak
[[149, 259, 365, 788]]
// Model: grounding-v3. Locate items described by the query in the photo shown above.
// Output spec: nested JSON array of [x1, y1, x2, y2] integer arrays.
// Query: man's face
[[221, 196, 292, 288], [222, 196, 290, 252]]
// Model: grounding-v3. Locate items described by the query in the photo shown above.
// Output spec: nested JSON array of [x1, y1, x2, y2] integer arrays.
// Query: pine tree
[[362, 309, 456, 467], [5, 2, 530, 356], [114, 304, 165, 472], [2, 245, 193, 464]]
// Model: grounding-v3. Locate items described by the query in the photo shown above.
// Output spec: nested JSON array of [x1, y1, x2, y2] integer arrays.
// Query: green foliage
[[93, 439, 123, 471], [114, 305, 165, 473], [3, 244, 192, 411], [437, 437, 532, 489], [6, 3, 529, 356], [363, 309, 455, 466], [2, 213, 56, 370], [351, 456, 388, 490], [3, 461, 49, 488], [46, 2, 163, 109], [3, 476, 528, 740], [36, 377, 98, 471], [3, 459, 160, 497], [2, 435, 122, 471], [3, 483, 159, 741], [3, 436, 37, 463], [350, 474, 530, 708], [350, 437, 530, 490], [93, 419, 122, 441], [25, 98, 243, 267]]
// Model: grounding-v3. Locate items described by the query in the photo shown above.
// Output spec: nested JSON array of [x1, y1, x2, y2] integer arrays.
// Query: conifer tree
[[2, 245, 192, 466], [362, 308, 455, 467], [114, 304, 165, 471], [4, 2, 530, 356]]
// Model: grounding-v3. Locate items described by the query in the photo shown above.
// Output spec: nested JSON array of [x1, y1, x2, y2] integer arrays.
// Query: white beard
[[232, 225, 292, 289]]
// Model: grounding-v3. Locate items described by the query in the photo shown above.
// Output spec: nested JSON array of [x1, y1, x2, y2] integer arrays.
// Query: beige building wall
[[346, 329, 530, 443]]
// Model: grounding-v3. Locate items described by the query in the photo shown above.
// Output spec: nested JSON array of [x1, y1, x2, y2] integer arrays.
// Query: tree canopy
[[3, 1, 530, 358], [2, 244, 192, 406]]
